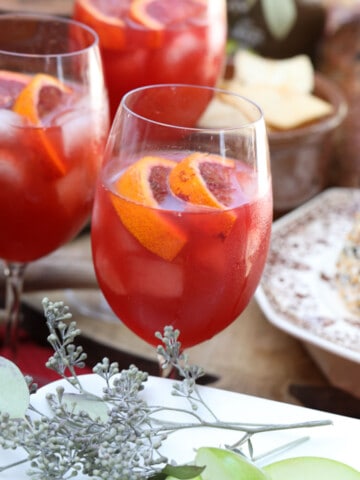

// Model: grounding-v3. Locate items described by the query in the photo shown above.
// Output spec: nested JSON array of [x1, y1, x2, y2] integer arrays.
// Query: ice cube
[[163, 32, 199, 66], [58, 108, 92, 156], [129, 257, 184, 298], [58, 103, 108, 157], [0, 109, 26, 140], [0, 148, 25, 187], [55, 166, 84, 216]]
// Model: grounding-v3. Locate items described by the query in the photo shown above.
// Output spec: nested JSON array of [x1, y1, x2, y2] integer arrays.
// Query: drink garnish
[[13, 73, 72, 177], [13, 73, 71, 125], [169, 152, 237, 236], [169, 152, 236, 209], [75, 0, 208, 51], [129, 0, 207, 30], [74, 0, 126, 49], [111, 155, 187, 261]]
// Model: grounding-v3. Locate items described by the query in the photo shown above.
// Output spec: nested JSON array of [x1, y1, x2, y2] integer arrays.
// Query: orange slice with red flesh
[[74, 0, 129, 50], [129, 0, 207, 47], [111, 156, 187, 261], [169, 152, 238, 237], [74, 0, 207, 51], [13, 73, 72, 177], [130, 0, 207, 29], [169, 152, 237, 208]]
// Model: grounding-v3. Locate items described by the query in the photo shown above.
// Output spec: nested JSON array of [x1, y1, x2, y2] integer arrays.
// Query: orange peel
[[169, 152, 236, 208], [111, 156, 187, 261], [13, 73, 72, 177], [169, 152, 237, 237], [129, 0, 207, 47], [130, 0, 207, 29], [74, 0, 126, 50]]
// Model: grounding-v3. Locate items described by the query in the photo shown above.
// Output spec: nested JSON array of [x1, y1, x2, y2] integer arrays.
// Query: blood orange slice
[[13, 73, 72, 177], [169, 152, 237, 209], [13, 74, 71, 124], [74, 0, 128, 50], [111, 156, 187, 261], [130, 0, 207, 29], [169, 152, 238, 237]]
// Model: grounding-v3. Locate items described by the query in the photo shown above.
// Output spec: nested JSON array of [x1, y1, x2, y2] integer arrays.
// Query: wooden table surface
[[0, 0, 74, 15]]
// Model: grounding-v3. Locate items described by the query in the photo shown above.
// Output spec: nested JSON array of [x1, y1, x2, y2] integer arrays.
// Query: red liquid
[[0, 75, 109, 263], [92, 160, 272, 349], [73, 0, 227, 120]]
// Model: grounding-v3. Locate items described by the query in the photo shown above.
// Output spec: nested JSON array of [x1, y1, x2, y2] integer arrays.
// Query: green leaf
[[165, 464, 205, 479], [149, 464, 205, 480], [62, 392, 108, 421], [260, 0, 297, 39], [0, 356, 30, 418]]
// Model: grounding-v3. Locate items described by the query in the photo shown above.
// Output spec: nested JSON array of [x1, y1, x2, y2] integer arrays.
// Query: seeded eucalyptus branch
[[0, 298, 332, 480]]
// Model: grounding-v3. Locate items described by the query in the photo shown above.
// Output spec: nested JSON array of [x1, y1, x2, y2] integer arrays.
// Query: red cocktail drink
[[92, 153, 272, 348], [73, 0, 227, 119], [0, 73, 108, 263], [91, 84, 272, 356]]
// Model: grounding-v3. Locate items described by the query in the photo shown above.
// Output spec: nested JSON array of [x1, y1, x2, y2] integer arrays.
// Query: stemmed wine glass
[[0, 14, 109, 365], [91, 84, 272, 370]]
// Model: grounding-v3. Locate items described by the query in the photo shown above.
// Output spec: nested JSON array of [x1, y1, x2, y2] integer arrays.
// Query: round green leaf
[[62, 392, 109, 422], [260, 0, 297, 39], [0, 356, 30, 418]]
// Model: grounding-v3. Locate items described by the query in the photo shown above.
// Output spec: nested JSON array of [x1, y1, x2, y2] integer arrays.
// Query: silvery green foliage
[[260, 0, 297, 39], [0, 299, 331, 480]]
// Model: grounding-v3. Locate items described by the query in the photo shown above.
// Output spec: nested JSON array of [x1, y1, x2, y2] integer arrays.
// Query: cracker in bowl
[[200, 50, 334, 131]]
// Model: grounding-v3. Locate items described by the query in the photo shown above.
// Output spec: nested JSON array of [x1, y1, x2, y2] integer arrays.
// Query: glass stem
[[3, 262, 26, 356]]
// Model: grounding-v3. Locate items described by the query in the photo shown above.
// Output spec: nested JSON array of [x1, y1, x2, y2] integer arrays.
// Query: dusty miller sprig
[[0, 298, 332, 480]]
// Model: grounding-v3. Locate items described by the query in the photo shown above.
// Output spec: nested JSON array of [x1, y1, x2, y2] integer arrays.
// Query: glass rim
[[0, 12, 99, 58], [121, 83, 265, 132]]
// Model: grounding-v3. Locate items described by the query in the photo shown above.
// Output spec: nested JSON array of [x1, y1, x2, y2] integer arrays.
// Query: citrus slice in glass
[[74, 0, 127, 49], [169, 152, 237, 209], [129, 0, 207, 30], [13, 73, 72, 177], [169, 152, 238, 237], [129, 0, 208, 47], [111, 156, 187, 261]]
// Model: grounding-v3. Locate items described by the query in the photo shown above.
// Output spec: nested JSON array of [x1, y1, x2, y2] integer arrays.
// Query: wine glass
[[0, 14, 109, 364], [72, 0, 227, 120], [91, 84, 272, 371]]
